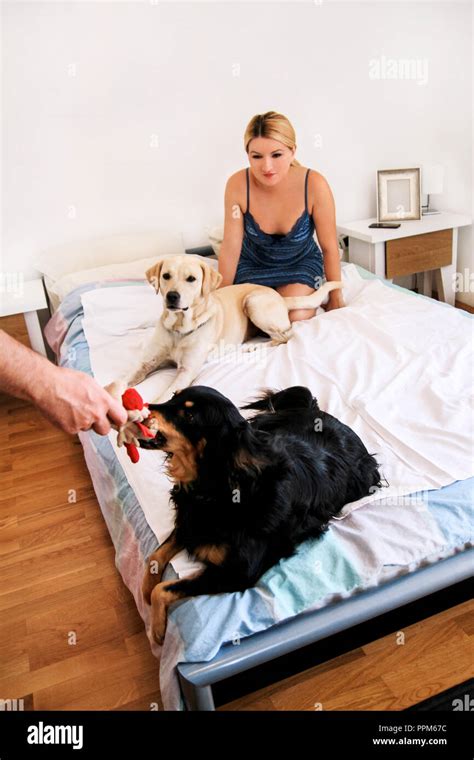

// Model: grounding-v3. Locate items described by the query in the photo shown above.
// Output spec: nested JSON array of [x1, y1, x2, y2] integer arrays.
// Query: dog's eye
[[186, 275, 196, 282], [178, 407, 194, 421], [162, 273, 171, 280]]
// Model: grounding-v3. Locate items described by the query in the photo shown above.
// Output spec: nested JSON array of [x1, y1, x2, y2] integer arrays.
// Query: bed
[[42, 256, 474, 711]]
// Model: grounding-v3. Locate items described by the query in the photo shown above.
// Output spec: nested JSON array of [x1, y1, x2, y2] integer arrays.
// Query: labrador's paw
[[241, 342, 259, 353]]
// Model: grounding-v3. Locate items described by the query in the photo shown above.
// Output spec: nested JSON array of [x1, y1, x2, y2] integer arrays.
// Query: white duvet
[[81, 263, 473, 575]]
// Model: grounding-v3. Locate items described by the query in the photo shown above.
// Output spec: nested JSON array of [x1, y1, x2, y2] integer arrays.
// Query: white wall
[[2, 0, 473, 303]]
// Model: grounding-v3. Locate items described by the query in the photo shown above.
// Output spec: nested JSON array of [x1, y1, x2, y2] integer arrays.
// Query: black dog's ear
[[233, 448, 271, 476], [232, 426, 273, 476]]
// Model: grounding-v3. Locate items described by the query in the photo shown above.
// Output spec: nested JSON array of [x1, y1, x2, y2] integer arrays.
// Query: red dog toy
[[121, 388, 155, 463]]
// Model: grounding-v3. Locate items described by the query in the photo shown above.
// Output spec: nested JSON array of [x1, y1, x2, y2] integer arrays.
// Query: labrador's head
[[145, 255, 222, 312]]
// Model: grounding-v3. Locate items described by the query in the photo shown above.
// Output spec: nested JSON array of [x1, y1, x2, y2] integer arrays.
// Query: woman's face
[[247, 137, 295, 185]]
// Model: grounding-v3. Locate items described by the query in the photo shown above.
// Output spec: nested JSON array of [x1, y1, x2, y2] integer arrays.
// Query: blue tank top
[[233, 167, 325, 289]]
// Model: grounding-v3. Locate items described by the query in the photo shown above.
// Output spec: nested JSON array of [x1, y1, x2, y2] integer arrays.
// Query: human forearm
[[0, 330, 127, 434], [217, 241, 241, 287], [311, 173, 343, 297], [0, 330, 55, 404], [322, 245, 342, 283], [322, 247, 345, 310]]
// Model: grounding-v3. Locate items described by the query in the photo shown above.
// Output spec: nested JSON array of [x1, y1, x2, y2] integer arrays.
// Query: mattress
[[43, 262, 474, 710]]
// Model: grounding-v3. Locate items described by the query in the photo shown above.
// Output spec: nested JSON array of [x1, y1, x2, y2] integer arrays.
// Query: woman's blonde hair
[[244, 111, 302, 167]]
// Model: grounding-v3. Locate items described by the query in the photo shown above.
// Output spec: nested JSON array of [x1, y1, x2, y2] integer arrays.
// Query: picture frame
[[376, 167, 421, 221]]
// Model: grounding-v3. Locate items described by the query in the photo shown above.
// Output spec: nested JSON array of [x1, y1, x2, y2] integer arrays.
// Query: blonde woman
[[218, 111, 345, 322]]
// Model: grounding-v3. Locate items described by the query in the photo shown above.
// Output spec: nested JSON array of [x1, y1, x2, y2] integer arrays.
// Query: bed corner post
[[177, 669, 216, 711]]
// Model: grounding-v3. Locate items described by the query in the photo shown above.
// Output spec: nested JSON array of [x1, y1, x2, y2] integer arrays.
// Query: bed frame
[[176, 548, 473, 710]]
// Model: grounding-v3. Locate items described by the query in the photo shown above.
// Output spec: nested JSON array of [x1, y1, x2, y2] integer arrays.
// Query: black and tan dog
[[140, 385, 383, 644]]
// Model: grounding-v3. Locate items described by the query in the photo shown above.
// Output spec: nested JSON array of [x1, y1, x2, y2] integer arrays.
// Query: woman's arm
[[218, 174, 245, 287], [310, 172, 345, 310]]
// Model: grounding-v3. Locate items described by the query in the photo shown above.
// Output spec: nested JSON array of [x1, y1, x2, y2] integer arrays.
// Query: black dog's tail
[[241, 386, 320, 413], [345, 452, 386, 504]]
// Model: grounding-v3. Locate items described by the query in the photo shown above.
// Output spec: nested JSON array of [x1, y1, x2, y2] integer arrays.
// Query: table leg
[[421, 270, 433, 297], [24, 310, 47, 356], [434, 227, 458, 306]]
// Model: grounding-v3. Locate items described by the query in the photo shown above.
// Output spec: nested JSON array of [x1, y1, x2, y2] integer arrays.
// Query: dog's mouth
[[153, 430, 168, 448], [138, 411, 180, 455], [139, 429, 168, 450], [138, 411, 205, 483], [166, 304, 189, 312]]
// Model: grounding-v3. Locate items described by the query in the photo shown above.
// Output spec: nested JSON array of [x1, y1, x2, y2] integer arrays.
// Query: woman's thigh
[[276, 282, 316, 322]]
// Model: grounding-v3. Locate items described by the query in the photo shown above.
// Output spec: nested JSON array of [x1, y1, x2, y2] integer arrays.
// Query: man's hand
[[0, 329, 128, 436], [34, 365, 128, 435]]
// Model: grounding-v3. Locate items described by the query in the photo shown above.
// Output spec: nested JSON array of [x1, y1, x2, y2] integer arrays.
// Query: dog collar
[[170, 315, 212, 337]]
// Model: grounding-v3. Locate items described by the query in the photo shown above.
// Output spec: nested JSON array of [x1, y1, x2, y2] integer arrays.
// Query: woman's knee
[[276, 282, 314, 297], [288, 308, 316, 322]]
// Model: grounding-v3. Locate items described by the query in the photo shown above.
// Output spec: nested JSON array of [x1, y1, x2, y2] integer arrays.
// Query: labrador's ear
[[145, 260, 164, 293], [200, 261, 223, 297]]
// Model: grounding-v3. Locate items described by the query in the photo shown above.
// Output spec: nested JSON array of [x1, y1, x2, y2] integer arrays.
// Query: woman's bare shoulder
[[306, 170, 333, 215], [307, 169, 333, 196], [226, 168, 247, 188], [225, 169, 247, 212], [307, 168, 328, 184]]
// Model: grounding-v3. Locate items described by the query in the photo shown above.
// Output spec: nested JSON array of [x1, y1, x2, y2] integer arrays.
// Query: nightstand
[[336, 212, 472, 306], [184, 245, 218, 261], [0, 278, 49, 356]]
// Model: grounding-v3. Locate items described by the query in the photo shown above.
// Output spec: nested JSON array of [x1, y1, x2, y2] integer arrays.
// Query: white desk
[[337, 212, 472, 306], [0, 279, 48, 356]]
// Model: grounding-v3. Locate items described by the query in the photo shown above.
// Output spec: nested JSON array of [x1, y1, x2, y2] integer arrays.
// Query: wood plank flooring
[[219, 599, 473, 710]]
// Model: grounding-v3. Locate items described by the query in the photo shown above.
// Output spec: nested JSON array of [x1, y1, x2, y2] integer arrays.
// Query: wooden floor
[[219, 599, 474, 710], [0, 312, 472, 711]]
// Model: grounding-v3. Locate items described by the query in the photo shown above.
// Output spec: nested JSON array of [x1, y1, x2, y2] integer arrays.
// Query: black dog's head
[[139, 386, 251, 484]]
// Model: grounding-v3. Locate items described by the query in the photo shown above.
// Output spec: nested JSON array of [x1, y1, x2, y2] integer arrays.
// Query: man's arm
[[0, 330, 127, 435]]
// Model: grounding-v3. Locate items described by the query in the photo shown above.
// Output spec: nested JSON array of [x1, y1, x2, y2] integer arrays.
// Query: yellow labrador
[[106, 255, 342, 403]]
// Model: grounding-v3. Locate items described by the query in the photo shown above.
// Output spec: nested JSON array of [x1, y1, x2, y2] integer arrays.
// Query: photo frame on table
[[376, 167, 421, 221]]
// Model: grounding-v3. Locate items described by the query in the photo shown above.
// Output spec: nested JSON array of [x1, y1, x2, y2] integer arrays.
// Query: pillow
[[35, 229, 183, 282], [45, 256, 159, 311], [45, 253, 219, 312], [208, 226, 224, 257]]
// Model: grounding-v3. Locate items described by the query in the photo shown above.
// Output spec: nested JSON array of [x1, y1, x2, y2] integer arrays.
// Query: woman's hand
[[325, 290, 345, 312]]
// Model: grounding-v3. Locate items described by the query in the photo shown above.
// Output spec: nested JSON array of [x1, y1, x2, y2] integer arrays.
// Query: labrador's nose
[[166, 291, 180, 305]]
